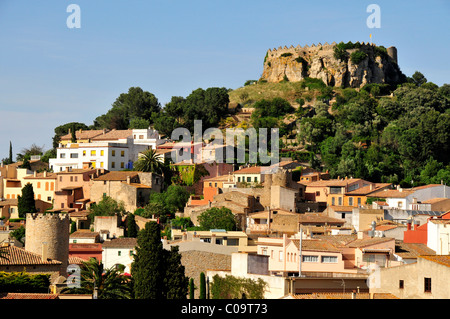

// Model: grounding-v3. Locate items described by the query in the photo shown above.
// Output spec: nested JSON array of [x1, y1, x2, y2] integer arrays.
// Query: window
[[100, 150, 104, 156], [139, 135, 144, 139], [100, 162, 104, 168], [70, 176, 73, 182], [70, 153, 78, 158], [112, 150, 116, 156], [424, 278, 431, 293], [59, 176, 63, 182], [121, 162, 125, 169], [332, 197, 335, 205], [316, 191, 320, 196], [357, 198, 361, 206], [45, 182, 49, 191], [398, 201, 403, 208], [254, 177, 258, 182], [247, 177, 251, 182], [60, 153, 66, 158], [279, 251, 283, 262], [111, 162, 115, 168], [121, 151, 125, 157], [338, 197, 342, 205], [50, 182, 54, 191], [209, 183, 212, 187], [91, 150, 96, 156], [92, 162, 96, 168], [37, 182, 41, 189], [399, 280, 404, 289], [83, 150, 86, 156], [303, 255, 318, 263], [118, 251, 121, 256], [74, 177, 77, 182], [349, 197, 353, 206], [47, 196, 51, 201], [238, 177, 241, 182], [321, 256, 338, 263], [129, 250, 133, 256]]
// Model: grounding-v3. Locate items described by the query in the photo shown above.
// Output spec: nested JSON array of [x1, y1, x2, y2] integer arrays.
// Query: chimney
[[34, 171, 37, 177], [407, 220, 412, 231], [44, 171, 47, 177], [41, 242, 48, 261], [370, 184, 374, 191], [126, 176, 131, 184]]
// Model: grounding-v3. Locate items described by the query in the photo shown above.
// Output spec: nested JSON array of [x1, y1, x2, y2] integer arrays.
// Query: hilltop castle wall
[[261, 42, 403, 87]]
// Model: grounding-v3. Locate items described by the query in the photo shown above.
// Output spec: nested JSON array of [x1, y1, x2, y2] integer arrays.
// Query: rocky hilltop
[[261, 42, 405, 88]]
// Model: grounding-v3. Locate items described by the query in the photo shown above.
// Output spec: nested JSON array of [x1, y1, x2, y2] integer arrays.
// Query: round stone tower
[[387, 46, 398, 64], [25, 213, 70, 276]]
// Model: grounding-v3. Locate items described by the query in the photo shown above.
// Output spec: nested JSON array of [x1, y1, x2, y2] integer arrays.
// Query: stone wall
[[180, 250, 232, 299]]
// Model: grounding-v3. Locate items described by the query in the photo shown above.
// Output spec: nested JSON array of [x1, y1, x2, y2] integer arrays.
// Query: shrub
[[280, 52, 293, 57], [350, 50, 368, 64]]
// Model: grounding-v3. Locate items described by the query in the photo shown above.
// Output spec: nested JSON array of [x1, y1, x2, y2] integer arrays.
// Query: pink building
[[54, 168, 104, 211]]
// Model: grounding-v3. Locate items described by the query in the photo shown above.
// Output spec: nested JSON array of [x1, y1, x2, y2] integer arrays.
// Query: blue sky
[[0, 0, 449, 160]]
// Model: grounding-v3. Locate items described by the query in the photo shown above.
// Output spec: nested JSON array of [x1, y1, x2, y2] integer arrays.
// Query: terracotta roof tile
[[91, 129, 133, 141], [60, 130, 106, 141], [102, 238, 137, 248], [0, 293, 59, 299], [94, 171, 139, 181], [418, 255, 450, 267], [0, 245, 62, 266]]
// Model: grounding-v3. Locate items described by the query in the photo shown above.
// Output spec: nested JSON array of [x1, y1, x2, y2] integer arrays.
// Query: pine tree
[[131, 221, 165, 299], [17, 183, 37, 218]]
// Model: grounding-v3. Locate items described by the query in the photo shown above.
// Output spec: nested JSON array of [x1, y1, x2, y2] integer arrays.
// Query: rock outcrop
[[261, 42, 405, 88]]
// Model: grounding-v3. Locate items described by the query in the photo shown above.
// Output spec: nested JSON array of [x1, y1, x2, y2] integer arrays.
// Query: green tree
[[10, 226, 26, 244], [17, 183, 37, 218], [132, 221, 165, 299], [89, 196, 126, 222], [126, 213, 138, 238], [163, 246, 188, 299], [53, 122, 89, 149], [199, 272, 206, 299], [189, 278, 195, 299], [94, 87, 161, 129], [197, 207, 239, 231], [210, 275, 267, 299]]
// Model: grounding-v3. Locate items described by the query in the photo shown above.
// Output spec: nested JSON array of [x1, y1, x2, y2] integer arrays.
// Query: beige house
[[90, 171, 163, 212], [371, 255, 450, 299]]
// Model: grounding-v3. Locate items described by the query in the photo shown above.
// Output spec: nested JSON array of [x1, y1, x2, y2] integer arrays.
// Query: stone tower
[[387, 46, 398, 64], [25, 213, 70, 276]]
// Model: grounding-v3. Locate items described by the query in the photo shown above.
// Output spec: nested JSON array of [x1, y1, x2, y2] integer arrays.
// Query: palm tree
[[134, 148, 164, 174], [62, 258, 132, 299]]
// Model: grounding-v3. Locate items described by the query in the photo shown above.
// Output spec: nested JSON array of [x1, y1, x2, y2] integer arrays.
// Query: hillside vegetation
[[227, 73, 450, 187]]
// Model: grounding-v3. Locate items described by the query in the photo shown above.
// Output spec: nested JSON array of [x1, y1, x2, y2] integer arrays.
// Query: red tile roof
[[0, 245, 62, 266]]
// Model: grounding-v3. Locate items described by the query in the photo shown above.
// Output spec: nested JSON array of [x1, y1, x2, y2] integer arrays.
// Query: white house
[[50, 129, 165, 172], [427, 213, 450, 255], [101, 238, 137, 274], [369, 184, 450, 210]]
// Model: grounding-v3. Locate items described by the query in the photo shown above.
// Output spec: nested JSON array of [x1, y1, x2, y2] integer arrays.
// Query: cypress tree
[[189, 278, 195, 299], [163, 246, 188, 299], [131, 221, 165, 299], [126, 214, 138, 238], [8, 141, 13, 164], [17, 183, 37, 218], [199, 272, 206, 299]]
